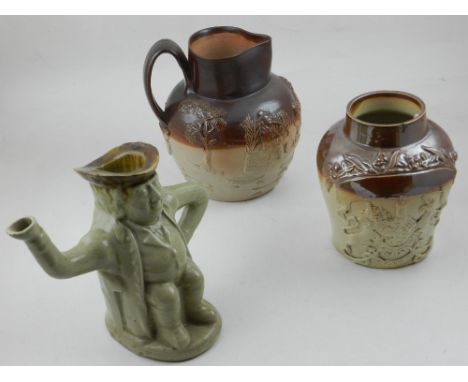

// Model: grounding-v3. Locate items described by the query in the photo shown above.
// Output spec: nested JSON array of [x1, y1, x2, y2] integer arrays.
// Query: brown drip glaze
[[317, 91, 457, 198], [344, 91, 429, 148], [144, 26, 301, 201], [144, 26, 300, 149], [188, 27, 272, 99], [163, 74, 299, 149], [75, 142, 159, 188]]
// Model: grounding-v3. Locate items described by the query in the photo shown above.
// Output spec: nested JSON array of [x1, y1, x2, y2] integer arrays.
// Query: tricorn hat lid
[[75, 142, 159, 187]]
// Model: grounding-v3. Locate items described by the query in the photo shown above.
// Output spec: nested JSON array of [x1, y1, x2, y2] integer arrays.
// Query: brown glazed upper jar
[[317, 91, 457, 269], [144, 26, 301, 201]]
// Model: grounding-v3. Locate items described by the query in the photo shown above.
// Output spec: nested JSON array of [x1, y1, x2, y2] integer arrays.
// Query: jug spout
[[188, 26, 272, 99]]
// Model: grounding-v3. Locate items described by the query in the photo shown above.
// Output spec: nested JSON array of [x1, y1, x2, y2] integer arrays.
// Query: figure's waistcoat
[[126, 215, 188, 283]]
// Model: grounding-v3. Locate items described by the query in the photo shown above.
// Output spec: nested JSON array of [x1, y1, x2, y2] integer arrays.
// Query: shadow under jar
[[144, 26, 301, 202], [317, 91, 458, 269]]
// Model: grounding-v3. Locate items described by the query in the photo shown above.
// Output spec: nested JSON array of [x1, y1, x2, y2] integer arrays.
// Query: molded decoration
[[143, 26, 301, 201], [7, 142, 221, 361], [317, 91, 457, 269]]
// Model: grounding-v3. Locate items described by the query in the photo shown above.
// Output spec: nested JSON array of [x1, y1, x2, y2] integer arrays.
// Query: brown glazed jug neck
[[343, 91, 429, 148], [188, 26, 272, 99]]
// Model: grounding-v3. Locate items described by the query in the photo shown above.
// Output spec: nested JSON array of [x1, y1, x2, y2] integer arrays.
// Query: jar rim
[[346, 90, 426, 127]]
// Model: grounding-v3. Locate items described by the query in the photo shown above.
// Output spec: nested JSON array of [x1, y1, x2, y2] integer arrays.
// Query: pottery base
[[105, 308, 222, 362], [320, 179, 452, 269], [332, 240, 431, 269], [164, 124, 299, 202], [209, 182, 277, 202]]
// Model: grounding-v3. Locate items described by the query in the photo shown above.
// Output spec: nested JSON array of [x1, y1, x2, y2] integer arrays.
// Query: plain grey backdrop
[[0, 16, 467, 365]]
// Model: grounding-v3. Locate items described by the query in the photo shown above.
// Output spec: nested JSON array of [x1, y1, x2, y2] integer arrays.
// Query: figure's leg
[[180, 259, 217, 324], [146, 282, 190, 349]]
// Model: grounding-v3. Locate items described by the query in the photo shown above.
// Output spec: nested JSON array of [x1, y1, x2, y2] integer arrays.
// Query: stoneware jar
[[144, 26, 301, 201], [317, 91, 457, 269]]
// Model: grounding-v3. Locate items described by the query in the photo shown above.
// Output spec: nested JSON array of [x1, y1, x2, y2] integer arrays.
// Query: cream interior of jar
[[350, 94, 423, 124]]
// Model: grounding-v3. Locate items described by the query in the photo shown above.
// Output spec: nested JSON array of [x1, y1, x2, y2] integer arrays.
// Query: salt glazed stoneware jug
[[317, 91, 458, 269], [144, 26, 301, 201], [7, 142, 221, 362]]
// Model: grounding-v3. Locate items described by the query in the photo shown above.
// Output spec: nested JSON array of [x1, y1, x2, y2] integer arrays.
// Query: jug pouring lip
[[188, 26, 271, 62]]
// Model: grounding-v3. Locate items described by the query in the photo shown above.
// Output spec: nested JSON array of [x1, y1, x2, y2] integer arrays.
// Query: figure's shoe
[[186, 300, 217, 324], [158, 324, 191, 350]]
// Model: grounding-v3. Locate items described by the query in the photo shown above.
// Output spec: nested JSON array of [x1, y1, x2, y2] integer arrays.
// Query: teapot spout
[[6, 216, 94, 279], [7, 216, 37, 241], [7, 216, 68, 278]]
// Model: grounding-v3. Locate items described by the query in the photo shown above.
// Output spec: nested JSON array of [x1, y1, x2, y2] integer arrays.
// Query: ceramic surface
[[144, 26, 301, 201], [7, 142, 221, 361], [317, 91, 457, 269]]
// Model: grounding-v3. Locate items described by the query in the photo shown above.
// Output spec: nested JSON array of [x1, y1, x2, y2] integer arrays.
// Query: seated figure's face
[[124, 176, 163, 225]]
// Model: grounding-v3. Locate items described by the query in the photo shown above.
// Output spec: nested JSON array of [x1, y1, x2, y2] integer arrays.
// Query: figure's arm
[[165, 182, 208, 242], [7, 216, 113, 279]]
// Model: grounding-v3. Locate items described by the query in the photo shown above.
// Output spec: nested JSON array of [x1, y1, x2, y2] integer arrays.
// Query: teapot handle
[[143, 39, 190, 125]]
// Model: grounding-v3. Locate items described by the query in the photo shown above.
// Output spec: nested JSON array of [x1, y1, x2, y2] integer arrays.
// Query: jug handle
[[143, 39, 190, 125]]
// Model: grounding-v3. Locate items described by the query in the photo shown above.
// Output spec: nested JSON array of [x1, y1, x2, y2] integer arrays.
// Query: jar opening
[[349, 92, 425, 126], [190, 31, 268, 60]]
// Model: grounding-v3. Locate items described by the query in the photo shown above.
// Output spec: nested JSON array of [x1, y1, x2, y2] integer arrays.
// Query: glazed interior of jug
[[349, 92, 425, 125], [100, 153, 146, 173], [75, 142, 159, 187], [190, 30, 269, 60]]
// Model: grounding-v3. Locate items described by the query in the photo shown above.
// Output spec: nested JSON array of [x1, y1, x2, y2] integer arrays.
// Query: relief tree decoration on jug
[[240, 109, 295, 174], [144, 26, 301, 202], [180, 100, 227, 171]]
